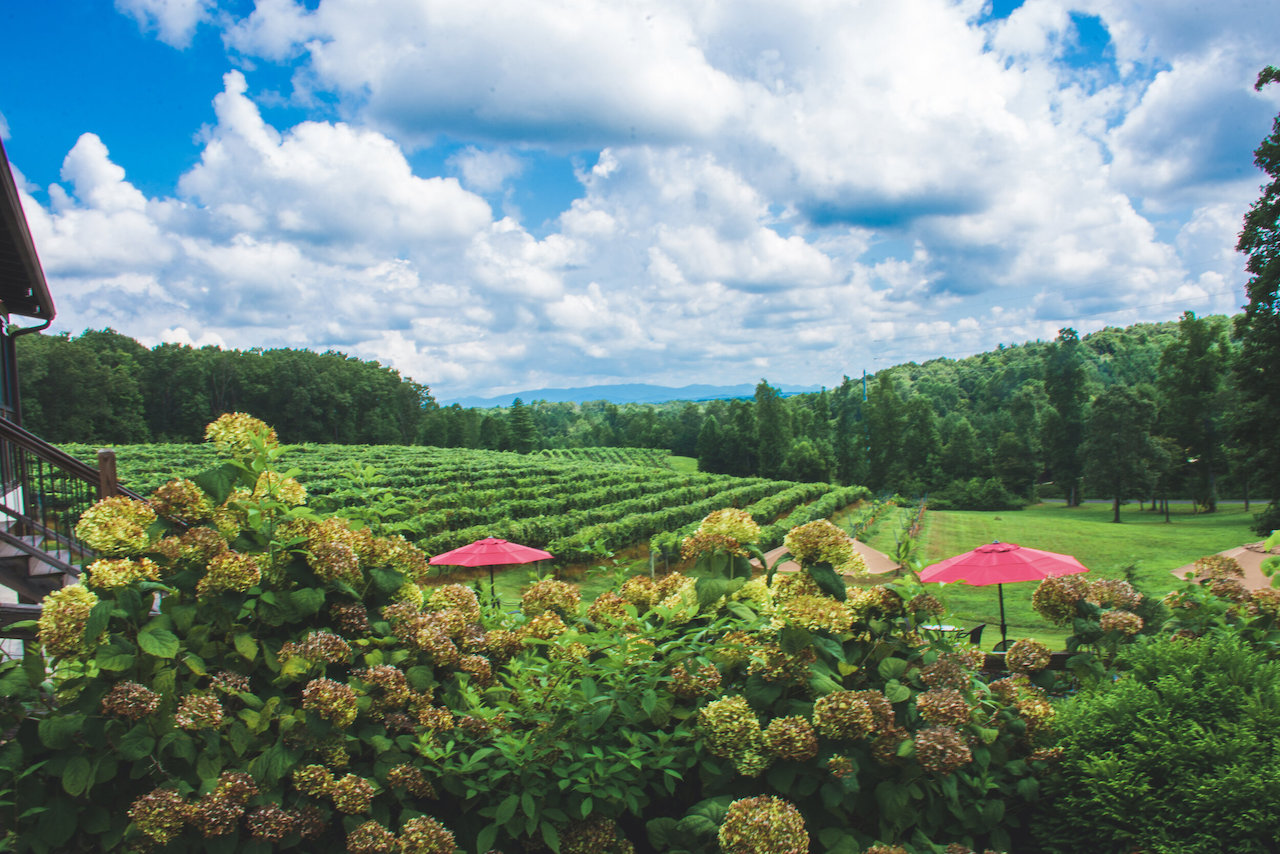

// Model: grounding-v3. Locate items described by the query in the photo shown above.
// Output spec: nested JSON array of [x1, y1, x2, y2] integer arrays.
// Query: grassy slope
[[865, 501, 1259, 649]]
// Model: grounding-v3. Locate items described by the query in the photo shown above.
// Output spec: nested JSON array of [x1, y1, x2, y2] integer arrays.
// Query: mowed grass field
[[863, 501, 1263, 649]]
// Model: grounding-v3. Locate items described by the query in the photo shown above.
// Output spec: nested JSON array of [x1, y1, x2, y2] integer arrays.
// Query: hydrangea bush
[[1, 417, 1056, 853]]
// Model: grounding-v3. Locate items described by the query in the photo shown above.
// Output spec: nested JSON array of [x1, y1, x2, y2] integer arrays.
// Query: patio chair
[[966, 623, 985, 646]]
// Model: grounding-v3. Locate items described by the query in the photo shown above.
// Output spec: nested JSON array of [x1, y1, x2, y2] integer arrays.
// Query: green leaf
[[116, 725, 156, 761], [494, 793, 519, 825], [522, 791, 537, 819], [579, 796, 593, 818], [194, 462, 244, 505], [646, 818, 678, 850], [883, 679, 911, 703], [62, 755, 93, 796], [475, 824, 499, 854], [876, 657, 910, 680], [94, 638, 136, 671], [137, 625, 181, 659], [38, 713, 85, 749], [370, 567, 406, 594], [806, 562, 847, 601], [539, 821, 561, 852], [83, 599, 112, 644], [1016, 776, 1040, 800], [234, 633, 259, 662]]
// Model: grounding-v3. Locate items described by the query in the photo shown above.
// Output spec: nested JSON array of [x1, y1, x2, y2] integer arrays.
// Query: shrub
[[1031, 631, 1280, 854]]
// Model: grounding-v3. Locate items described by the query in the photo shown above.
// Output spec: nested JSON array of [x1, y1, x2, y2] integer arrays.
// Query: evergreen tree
[[754, 380, 792, 479], [1157, 311, 1230, 511], [507, 397, 538, 453]]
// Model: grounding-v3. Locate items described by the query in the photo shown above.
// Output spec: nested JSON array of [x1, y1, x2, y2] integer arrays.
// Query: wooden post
[[97, 448, 118, 498]]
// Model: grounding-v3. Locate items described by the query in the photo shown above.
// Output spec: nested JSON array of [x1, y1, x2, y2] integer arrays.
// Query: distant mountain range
[[442, 382, 825, 408]]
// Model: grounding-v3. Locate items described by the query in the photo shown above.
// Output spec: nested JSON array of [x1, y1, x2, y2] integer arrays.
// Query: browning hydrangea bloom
[[916, 688, 972, 727], [813, 691, 877, 740], [150, 478, 215, 524], [175, 693, 224, 730], [681, 508, 761, 559], [1208, 575, 1250, 603], [191, 772, 258, 837], [302, 678, 359, 727], [347, 820, 398, 854], [280, 631, 354, 665], [458, 653, 494, 685], [197, 550, 263, 596], [365, 534, 432, 584], [827, 755, 855, 778], [732, 577, 775, 615], [587, 590, 633, 624], [400, 816, 457, 854], [914, 725, 972, 774], [908, 592, 947, 619], [253, 470, 307, 506], [425, 583, 482, 623], [619, 575, 659, 609], [293, 764, 336, 797], [717, 795, 809, 854], [205, 412, 278, 459], [37, 584, 101, 658], [522, 578, 582, 616], [483, 628, 525, 662], [770, 571, 823, 604], [331, 601, 372, 635], [75, 495, 156, 556], [865, 846, 910, 854], [413, 703, 456, 732], [128, 787, 190, 844], [1252, 588, 1280, 620], [177, 526, 229, 566], [1031, 576, 1088, 625], [211, 670, 250, 694], [561, 816, 624, 854], [871, 727, 911, 766], [246, 805, 300, 842], [521, 611, 568, 641], [846, 585, 904, 620], [306, 518, 364, 587], [990, 675, 1056, 737], [747, 643, 816, 685], [386, 764, 437, 798], [102, 681, 161, 719], [779, 594, 854, 634], [1086, 578, 1143, 610], [920, 652, 970, 689], [714, 630, 760, 668], [763, 716, 819, 761], [354, 664, 412, 706], [1195, 553, 1245, 579], [85, 557, 160, 590], [700, 696, 766, 762], [671, 662, 722, 698], [784, 519, 864, 576], [330, 774, 376, 814], [1005, 638, 1052, 673], [1100, 610, 1144, 636]]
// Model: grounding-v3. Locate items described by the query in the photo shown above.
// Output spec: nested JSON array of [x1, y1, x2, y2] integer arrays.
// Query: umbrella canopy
[[429, 537, 553, 567], [919, 542, 1089, 647]]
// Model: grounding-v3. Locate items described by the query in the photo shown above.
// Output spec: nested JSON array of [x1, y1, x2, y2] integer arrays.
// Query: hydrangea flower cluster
[[301, 677, 359, 728], [1100, 610, 1144, 636], [36, 584, 100, 658], [425, 583, 482, 622], [763, 716, 819, 761], [699, 696, 768, 775], [205, 411, 278, 459], [100, 681, 161, 719], [278, 630, 352, 666], [197, 550, 263, 596], [191, 771, 259, 837], [681, 507, 761, 559], [74, 494, 156, 556], [305, 517, 365, 587], [399, 815, 458, 854], [175, 693, 224, 730], [245, 804, 305, 842], [587, 590, 633, 624], [919, 652, 972, 689], [522, 578, 582, 616], [913, 725, 972, 774], [746, 642, 816, 685], [990, 674, 1055, 737], [347, 820, 399, 853], [813, 690, 878, 740], [717, 795, 809, 854], [85, 556, 159, 590], [386, 764, 437, 798], [128, 787, 190, 844], [149, 477, 215, 524], [908, 592, 947, 619], [560, 816, 630, 854], [779, 594, 854, 634], [1031, 575, 1089, 625], [670, 662, 723, 698], [1004, 638, 1052, 673], [783, 519, 865, 576], [770, 571, 822, 604], [915, 688, 972, 727], [846, 585, 904, 620], [354, 664, 413, 707], [1086, 578, 1143, 610]]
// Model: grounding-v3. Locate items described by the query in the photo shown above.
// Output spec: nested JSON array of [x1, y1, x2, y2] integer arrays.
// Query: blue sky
[[1, 0, 1277, 400]]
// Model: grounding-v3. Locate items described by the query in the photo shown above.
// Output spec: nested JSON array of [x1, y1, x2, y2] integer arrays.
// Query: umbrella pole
[[998, 583, 1008, 647], [489, 565, 498, 609]]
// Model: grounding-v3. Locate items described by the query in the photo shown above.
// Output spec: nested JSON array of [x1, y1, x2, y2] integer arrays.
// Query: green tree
[[1043, 328, 1088, 505], [1234, 66, 1280, 525], [1157, 311, 1230, 511], [754, 379, 792, 478], [1083, 386, 1161, 522]]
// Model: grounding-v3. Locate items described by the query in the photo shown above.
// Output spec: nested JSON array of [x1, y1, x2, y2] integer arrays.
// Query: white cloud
[[448, 147, 524, 194], [115, 0, 213, 48]]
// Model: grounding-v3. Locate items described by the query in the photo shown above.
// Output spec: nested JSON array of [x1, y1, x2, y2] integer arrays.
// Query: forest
[[20, 311, 1268, 528]]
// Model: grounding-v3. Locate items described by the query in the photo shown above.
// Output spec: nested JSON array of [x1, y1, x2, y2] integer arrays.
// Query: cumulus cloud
[[115, 0, 213, 48]]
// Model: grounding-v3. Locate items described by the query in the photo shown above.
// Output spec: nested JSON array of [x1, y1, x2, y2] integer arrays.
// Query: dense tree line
[[17, 329, 434, 445]]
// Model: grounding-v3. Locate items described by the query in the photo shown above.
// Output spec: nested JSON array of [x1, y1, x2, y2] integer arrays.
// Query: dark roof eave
[[0, 137, 56, 323]]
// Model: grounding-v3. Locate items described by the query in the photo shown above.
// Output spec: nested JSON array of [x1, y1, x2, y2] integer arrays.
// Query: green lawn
[[864, 501, 1260, 650]]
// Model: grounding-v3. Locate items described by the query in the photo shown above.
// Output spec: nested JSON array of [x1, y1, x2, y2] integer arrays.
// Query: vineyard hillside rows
[[63, 443, 870, 564]]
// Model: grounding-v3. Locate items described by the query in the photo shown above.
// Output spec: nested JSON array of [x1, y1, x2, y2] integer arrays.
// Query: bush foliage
[[0, 415, 1058, 854]]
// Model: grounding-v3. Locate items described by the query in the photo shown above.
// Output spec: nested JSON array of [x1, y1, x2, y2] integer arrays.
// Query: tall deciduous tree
[[1043, 328, 1088, 505], [1234, 66, 1280, 528], [1157, 311, 1230, 511], [1083, 386, 1161, 523]]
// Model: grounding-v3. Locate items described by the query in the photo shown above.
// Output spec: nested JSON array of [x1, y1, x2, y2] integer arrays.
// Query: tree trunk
[[1164, 495, 1170, 523], [1113, 495, 1121, 523]]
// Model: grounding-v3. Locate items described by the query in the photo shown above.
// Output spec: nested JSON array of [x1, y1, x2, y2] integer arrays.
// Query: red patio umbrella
[[918, 541, 1089, 648], [429, 537, 554, 603]]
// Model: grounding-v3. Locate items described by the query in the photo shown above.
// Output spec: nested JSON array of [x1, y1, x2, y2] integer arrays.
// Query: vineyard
[[62, 442, 868, 564]]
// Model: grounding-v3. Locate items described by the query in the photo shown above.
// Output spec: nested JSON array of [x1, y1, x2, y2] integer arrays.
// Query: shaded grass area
[[870, 501, 1259, 649]]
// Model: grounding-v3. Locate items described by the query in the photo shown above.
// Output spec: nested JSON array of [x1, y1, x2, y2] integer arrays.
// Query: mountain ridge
[[442, 382, 825, 408]]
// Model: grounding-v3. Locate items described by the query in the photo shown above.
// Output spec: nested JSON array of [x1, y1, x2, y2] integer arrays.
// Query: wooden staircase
[[0, 416, 148, 647]]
